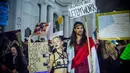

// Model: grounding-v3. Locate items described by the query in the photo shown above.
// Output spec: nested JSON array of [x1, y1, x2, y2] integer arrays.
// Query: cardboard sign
[[28, 41, 49, 73]]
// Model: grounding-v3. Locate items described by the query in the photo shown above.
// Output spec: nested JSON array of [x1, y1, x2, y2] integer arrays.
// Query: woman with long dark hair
[[70, 22, 87, 46], [3, 41, 28, 73], [67, 21, 100, 73]]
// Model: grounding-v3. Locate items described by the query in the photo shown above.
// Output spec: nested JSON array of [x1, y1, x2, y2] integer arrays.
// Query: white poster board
[[68, 0, 97, 19], [96, 10, 130, 40]]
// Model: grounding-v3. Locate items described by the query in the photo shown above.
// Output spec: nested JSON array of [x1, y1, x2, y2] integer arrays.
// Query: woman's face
[[74, 24, 84, 36], [52, 38, 63, 49], [10, 47, 17, 55]]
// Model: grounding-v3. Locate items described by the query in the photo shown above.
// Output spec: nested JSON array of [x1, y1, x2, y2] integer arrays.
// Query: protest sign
[[68, 0, 97, 19], [28, 41, 49, 73], [96, 10, 130, 40]]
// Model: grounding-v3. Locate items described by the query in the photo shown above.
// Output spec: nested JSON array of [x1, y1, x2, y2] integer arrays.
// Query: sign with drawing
[[96, 10, 130, 40]]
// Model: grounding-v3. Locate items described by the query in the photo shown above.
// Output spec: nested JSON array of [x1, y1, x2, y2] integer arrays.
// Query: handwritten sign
[[96, 10, 130, 40], [68, 0, 97, 19], [28, 42, 49, 73]]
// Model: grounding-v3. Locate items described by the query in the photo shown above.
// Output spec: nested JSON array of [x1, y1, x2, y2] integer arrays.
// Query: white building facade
[[5, 0, 95, 41]]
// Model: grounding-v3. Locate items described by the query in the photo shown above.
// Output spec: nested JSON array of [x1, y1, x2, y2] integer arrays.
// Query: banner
[[96, 10, 130, 40], [0, 2, 8, 26], [68, 0, 97, 19], [28, 41, 49, 73]]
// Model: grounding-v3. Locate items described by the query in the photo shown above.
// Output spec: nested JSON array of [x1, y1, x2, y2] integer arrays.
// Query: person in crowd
[[4, 41, 28, 73], [67, 21, 100, 73], [98, 40, 127, 73], [47, 36, 68, 73], [120, 42, 130, 73], [23, 38, 29, 62]]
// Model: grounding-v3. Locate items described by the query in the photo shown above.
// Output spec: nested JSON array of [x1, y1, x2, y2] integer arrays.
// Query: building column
[[5, 0, 17, 32], [47, 8, 54, 40], [15, 0, 22, 30], [63, 15, 70, 38], [40, 4, 47, 22]]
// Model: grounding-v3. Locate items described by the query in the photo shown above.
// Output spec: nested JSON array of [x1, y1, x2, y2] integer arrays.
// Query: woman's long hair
[[104, 41, 118, 60], [69, 21, 87, 46], [10, 43, 22, 56]]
